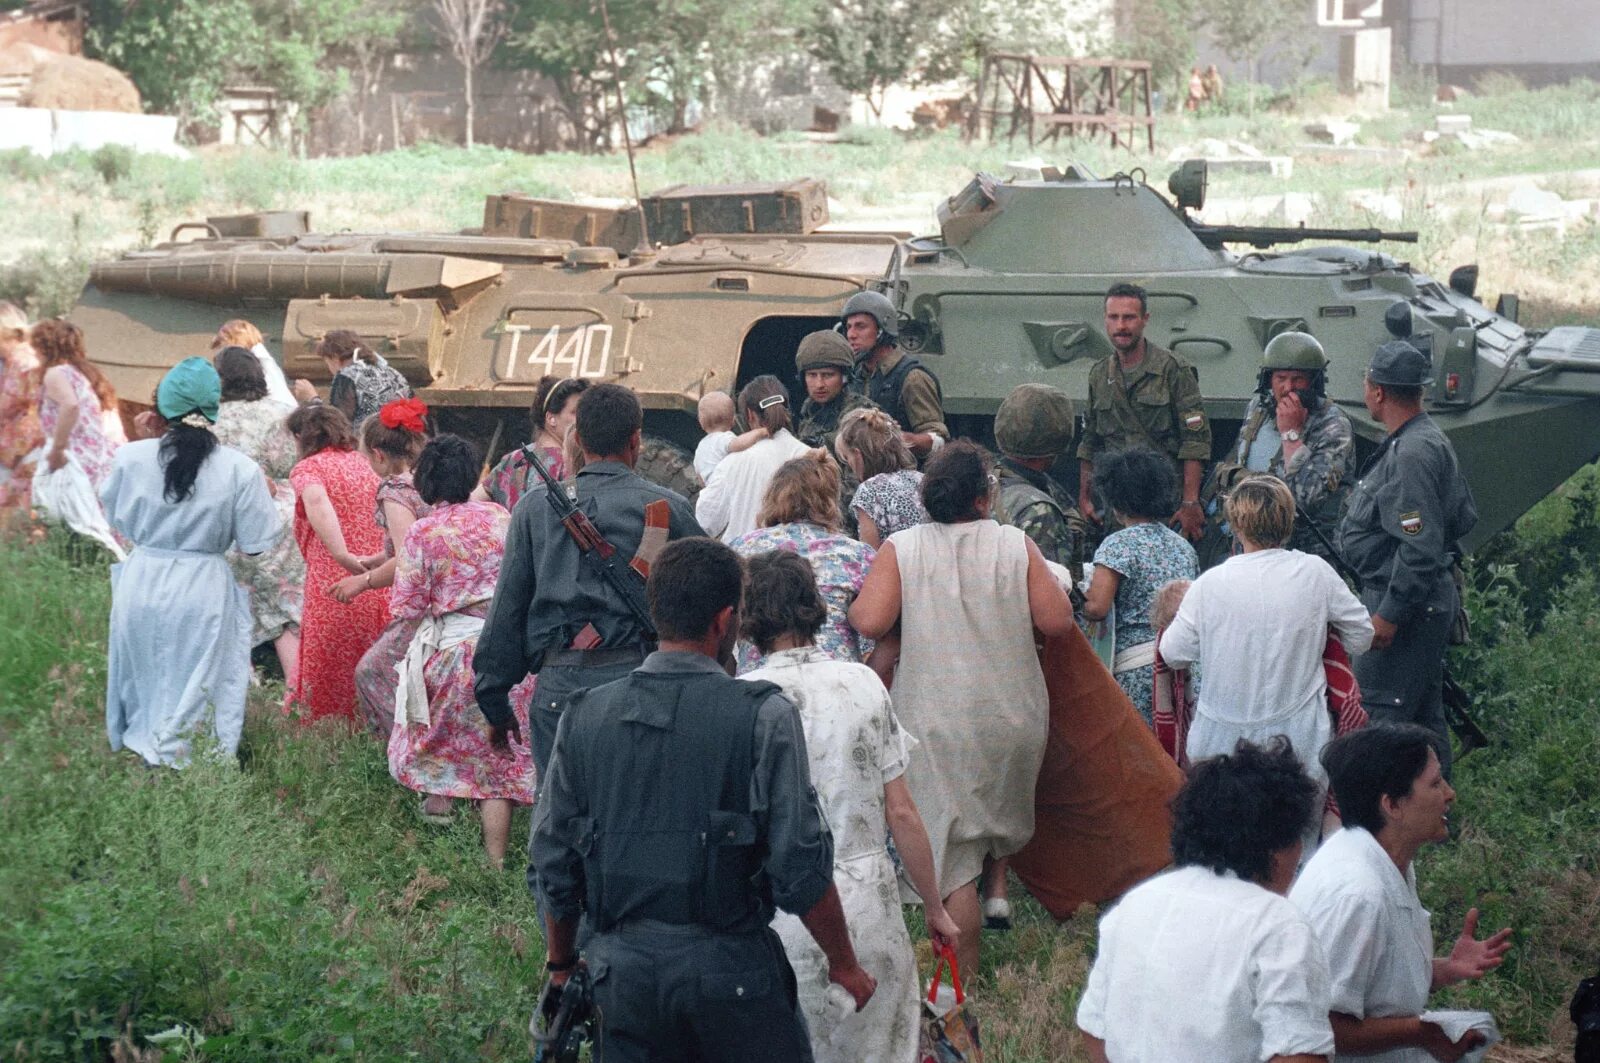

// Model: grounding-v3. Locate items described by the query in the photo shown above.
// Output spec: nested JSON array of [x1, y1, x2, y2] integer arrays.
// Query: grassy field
[[2, 476, 1599, 1061]]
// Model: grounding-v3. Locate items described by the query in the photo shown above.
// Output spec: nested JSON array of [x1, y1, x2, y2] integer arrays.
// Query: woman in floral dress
[[0, 302, 42, 517], [388, 435, 535, 867], [33, 318, 125, 491], [338, 399, 433, 740], [211, 347, 305, 683], [285, 403, 389, 721], [835, 407, 927, 548], [742, 549, 957, 1063], [1081, 447, 1201, 724], [475, 375, 588, 508], [728, 450, 875, 674]]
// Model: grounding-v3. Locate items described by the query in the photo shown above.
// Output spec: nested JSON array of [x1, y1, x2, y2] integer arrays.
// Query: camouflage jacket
[[1221, 394, 1356, 555], [795, 389, 875, 451], [993, 457, 1089, 583], [1076, 342, 1211, 465]]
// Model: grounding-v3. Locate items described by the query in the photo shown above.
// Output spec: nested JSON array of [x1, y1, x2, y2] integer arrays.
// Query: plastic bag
[[918, 945, 982, 1063], [29, 450, 126, 561]]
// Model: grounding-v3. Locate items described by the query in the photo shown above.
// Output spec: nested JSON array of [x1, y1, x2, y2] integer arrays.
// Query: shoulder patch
[[1183, 411, 1205, 431], [1399, 510, 1423, 535]]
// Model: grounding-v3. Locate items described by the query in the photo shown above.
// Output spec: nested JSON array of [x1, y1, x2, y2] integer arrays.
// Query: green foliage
[[84, 0, 261, 123], [1112, 0, 1200, 95], [808, 0, 936, 119]]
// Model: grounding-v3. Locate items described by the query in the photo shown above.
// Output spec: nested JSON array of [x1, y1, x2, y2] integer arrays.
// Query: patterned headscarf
[[156, 356, 222, 427]]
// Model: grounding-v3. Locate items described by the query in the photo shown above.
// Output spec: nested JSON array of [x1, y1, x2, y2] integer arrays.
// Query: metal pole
[[595, 0, 652, 254]]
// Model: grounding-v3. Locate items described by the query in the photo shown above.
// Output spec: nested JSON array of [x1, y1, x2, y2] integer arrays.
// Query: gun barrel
[[1193, 224, 1420, 250]]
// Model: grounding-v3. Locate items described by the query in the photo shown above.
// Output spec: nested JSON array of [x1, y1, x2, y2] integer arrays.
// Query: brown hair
[[211, 319, 264, 351], [758, 450, 842, 530], [214, 346, 268, 402], [921, 440, 992, 524], [741, 549, 828, 654], [1225, 475, 1295, 549], [738, 375, 792, 434], [360, 406, 428, 464], [835, 407, 914, 479], [533, 375, 591, 433], [287, 402, 356, 456], [316, 329, 366, 363], [0, 301, 26, 347], [31, 318, 116, 411]]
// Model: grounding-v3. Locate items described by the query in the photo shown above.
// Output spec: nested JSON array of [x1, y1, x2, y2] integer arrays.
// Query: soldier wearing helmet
[[1339, 340, 1477, 775], [793, 329, 875, 453], [840, 290, 948, 457], [1206, 331, 1356, 561], [993, 383, 1090, 585]]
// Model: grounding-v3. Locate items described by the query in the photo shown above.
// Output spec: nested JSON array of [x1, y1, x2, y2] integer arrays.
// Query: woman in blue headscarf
[[101, 357, 281, 767]]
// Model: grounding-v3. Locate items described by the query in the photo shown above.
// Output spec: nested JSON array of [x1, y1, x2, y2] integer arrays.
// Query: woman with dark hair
[[285, 402, 389, 720], [340, 400, 435, 738], [33, 317, 125, 490], [1081, 447, 1201, 721], [290, 328, 411, 426], [742, 549, 956, 1063], [100, 357, 280, 767], [849, 439, 1074, 976], [475, 374, 590, 508], [212, 346, 305, 682], [387, 434, 536, 862], [1078, 739, 1334, 1063], [695, 374, 811, 542], [727, 450, 875, 673], [1292, 725, 1512, 1063], [210, 318, 295, 408]]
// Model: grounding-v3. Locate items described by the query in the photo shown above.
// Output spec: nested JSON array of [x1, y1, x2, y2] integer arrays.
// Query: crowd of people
[[0, 278, 1512, 1062]]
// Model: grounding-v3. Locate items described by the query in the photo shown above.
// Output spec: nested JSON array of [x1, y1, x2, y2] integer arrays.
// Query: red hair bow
[[379, 397, 429, 434]]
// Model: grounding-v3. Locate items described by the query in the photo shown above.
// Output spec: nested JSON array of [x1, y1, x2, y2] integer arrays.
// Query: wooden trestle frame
[[970, 54, 1156, 152]]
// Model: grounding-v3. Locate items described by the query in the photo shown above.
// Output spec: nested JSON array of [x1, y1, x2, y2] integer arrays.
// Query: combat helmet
[[839, 290, 898, 350], [995, 383, 1076, 459], [795, 330, 855, 373], [1257, 330, 1328, 399]]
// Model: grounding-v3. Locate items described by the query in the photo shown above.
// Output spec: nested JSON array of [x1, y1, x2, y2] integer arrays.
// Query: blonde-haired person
[[835, 406, 927, 548], [727, 450, 877, 673], [0, 302, 43, 516], [33, 318, 125, 489], [1161, 474, 1374, 854], [211, 318, 295, 409], [694, 374, 810, 542]]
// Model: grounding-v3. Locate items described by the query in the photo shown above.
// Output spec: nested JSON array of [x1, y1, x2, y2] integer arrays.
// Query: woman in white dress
[[1161, 474, 1373, 852], [101, 358, 281, 767], [850, 440, 1075, 977], [742, 549, 957, 1063], [694, 375, 812, 542]]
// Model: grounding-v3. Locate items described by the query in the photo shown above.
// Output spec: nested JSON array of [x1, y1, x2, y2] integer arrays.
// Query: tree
[[808, 0, 937, 120], [329, 0, 413, 151], [84, 0, 261, 125], [1205, 0, 1302, 113], [1116, 0, 1202, 100], [431, 0, 507, 148]]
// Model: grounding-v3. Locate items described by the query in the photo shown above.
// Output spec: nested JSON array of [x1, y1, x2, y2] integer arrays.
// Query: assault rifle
[[1293, 500, 1491, 757], [523, 443, 657, 644], [531, 966, 597, 1063]]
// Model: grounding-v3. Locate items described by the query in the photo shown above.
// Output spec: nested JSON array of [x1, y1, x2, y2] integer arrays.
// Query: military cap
[[1367, 340, 1434, 387], [995, 383, 1076, 459], [794, 330, 855, 373]]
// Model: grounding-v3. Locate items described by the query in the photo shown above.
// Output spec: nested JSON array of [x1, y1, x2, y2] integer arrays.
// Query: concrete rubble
[[1303, 120, 1361, 146], [1166, 138, 1293, 178]]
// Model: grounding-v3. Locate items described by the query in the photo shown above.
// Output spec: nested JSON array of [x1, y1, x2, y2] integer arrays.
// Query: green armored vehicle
[[72, 162, 1600, 546]]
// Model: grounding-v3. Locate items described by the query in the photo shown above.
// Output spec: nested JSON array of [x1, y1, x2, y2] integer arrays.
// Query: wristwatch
[[1282, 429, 1302, 443]]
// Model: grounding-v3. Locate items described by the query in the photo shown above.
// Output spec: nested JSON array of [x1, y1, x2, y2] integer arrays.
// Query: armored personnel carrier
[[72, 162, 1600, 546]]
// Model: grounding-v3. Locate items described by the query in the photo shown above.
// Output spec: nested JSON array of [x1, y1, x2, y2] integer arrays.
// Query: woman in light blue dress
[[101, 358, 281, 767]]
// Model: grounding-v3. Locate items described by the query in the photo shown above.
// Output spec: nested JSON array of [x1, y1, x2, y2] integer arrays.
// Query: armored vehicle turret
[[72, 163, 1600, 545]]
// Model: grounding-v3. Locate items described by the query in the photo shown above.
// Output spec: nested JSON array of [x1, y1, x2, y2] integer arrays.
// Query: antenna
[[595, 0, 652, 256]]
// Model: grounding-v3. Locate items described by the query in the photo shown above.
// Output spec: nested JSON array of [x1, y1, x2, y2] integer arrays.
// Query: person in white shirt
[[1291, 725, 1513, 1063], [1160, 475, 1373, 850], [1077, 737, 1335, 1063], [694, 375, 812, 543]]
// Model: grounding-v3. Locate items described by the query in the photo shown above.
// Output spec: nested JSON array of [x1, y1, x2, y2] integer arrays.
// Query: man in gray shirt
[[531, 538, 876, 1059]]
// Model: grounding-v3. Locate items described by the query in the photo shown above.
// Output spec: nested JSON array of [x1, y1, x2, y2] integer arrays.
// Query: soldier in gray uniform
[[993, 383, 1090, 586], [474, 383, 704, 777], [1338, 341, 1477, 774], [530, 537, 877, 1061]]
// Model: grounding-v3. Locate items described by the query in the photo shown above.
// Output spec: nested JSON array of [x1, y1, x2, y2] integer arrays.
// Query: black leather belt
[[543, 645, 652, 668]]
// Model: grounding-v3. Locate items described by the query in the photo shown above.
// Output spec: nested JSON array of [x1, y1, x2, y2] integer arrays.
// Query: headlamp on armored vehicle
[[1168, 160, 1208, 212]]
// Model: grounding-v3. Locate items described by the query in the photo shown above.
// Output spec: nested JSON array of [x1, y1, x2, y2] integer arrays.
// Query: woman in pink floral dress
[[387, 434, 535, 868], [473, 375, 588, 509], [33, 318, 125, 490]]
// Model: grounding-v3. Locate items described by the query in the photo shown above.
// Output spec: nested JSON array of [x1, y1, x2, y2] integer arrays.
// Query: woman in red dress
[[285, 404, 389, 721]]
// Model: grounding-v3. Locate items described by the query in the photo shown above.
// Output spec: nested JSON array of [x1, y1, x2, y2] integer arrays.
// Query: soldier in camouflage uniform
[[1205, 331, 1355, 564], [993, 383, 1090, 587], [793, 330, 874, 451]]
